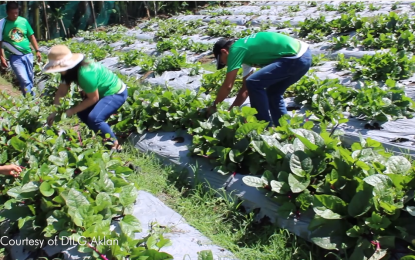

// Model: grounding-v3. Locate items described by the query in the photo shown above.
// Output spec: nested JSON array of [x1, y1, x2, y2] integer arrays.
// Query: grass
[[0, 74, 20, 97], [200, 61, 217, 72], [113, 143, 326, 260]]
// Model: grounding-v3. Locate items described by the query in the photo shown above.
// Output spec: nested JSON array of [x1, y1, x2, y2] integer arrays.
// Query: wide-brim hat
[[42, 45, 84, 73]]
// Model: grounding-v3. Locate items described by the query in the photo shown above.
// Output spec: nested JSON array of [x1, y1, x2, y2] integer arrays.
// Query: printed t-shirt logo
[[9, 28, 24, 42]]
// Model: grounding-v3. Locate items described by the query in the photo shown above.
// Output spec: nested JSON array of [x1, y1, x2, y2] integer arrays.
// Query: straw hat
[[42, 45, 84, 73]]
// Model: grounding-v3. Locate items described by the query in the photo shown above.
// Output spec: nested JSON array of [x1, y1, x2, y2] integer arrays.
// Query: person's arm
[[212, 69, 239, 107], [47, 83, 70, 126], [0, 42, 7, 68], [26, 19, 41, 62], [229, 69, 254, 110], [53, 83, 70, 106], [66, 89, 99, 116], [28, 35, 41, 62]]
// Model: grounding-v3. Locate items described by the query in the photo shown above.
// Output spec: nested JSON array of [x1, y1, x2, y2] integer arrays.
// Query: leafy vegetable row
[[288, 74, 415, 122], [106, 79, 415, 259], [298, 11, 415, 53], [0, 90, 174, 260]]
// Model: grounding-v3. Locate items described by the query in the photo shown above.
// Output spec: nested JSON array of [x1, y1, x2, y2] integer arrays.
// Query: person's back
[[78, 60, 123, 99], [229, 32, 300, 67]]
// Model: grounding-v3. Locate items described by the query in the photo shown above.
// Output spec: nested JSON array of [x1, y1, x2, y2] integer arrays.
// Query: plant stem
[[86, 242, 109, 260], [77, 131, 83, 146]]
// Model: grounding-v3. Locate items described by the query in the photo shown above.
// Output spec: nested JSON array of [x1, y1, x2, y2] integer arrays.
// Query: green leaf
[[313, 195, 347, 220], [348, 186, 373, 217], [385, 156, 411, 174], [119, 184, 138, 206], [120, 215, 141, 237], [95, 192, 112, 212], [365, 212, 391, 230], [290, 129, 321, 151], [39, 182, 54, 197], [242, 176, 265, 188], [63, 188, 90, 209], [349, 238, 371, 260], [368, 249, 387, 260], [48, 155, 65, 166], [288, 174, 310, 193], [363, 174, 393, 194], [277, 202, 296, 219], [270, 180, 290, 194], [0, 150, 8, 164], [308, 215, 327, 231], [156, 235, 172, 249], [346, 225, 364, 238], [21, 182, 39, 193], [310, 219, 352, 250], [198, 250, 214, 260], [235, 122, 267, 138], [10, 136, 25, 151], [289, 151, 313, 177]]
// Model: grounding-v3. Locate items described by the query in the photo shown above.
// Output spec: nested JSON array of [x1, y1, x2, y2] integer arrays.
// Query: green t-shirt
[[0, 16, 34, 58], [78, 60, 122, 98], [226, 32, 301, 73]]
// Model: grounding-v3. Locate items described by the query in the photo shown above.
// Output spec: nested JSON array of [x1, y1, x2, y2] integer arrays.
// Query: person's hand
[[47, 112, 56, 126], [66, 108, 75, 117], [0, 164, 22, 177], [206, 105, 217, 118], [0, 57, 8, 68], [36, 52, 42, 63]]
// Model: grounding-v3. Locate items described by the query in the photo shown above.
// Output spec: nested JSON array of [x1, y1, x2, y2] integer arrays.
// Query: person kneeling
[[43, 45, 127, 151]]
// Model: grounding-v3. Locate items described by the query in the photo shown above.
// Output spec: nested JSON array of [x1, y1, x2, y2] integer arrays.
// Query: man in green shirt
[[209, 32, 312, 127], [0, 1, 42, 96]]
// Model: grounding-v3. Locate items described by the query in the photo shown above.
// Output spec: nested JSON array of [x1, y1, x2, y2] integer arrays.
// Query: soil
[[0, 83, 20, 97], [198, 55, 215, 64], [0, 72, 20, 97]]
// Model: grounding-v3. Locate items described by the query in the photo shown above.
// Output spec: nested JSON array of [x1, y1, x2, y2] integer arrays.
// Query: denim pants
[[246, 48, 312, 127], [77, 87, 128, 140], [9, 53, 34, 97]]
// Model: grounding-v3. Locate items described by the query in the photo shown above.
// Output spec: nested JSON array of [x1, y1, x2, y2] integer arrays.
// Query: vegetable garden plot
[[31, 1, 415, 258]]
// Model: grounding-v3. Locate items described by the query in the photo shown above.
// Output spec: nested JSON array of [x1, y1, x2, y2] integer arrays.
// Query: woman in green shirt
[[43, 45, 127, 152]]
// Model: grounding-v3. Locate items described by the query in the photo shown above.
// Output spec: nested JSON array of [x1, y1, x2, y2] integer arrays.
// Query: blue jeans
[[9, 53, 34, 97], [246, 48, 312, 127], [77, 87, 127, 141]]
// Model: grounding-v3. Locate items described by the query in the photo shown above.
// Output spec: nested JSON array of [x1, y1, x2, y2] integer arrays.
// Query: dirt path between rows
[[0, 75, 20, 97]]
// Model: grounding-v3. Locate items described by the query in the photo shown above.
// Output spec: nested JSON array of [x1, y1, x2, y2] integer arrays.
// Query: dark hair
[[213, 38, 236, 58], [6, 1, 19, 12], [223, 39, 236, 50], [61, 59, 90, 85]]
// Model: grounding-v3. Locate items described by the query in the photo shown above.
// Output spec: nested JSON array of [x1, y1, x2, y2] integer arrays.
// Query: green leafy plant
[[337, 2, 365, 13], [113, 85, 211, 134], [0, 92, 174, 260], [200, 68, 244, 98], [368, 3, 381, 11], [287, 4, 300, 12], [336, 48, 415, 81]]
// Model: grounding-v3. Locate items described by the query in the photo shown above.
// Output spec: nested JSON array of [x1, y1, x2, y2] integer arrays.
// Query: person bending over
[[209, 31, 312, 127], [44, 45, 127, 151]]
